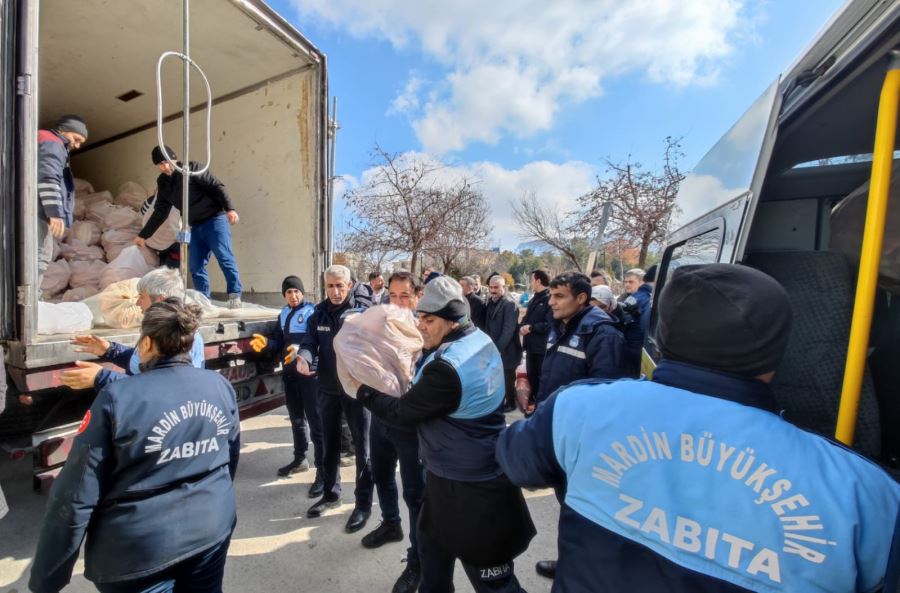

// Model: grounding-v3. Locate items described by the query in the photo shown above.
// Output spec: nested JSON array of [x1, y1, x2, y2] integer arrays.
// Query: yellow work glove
[[284, 344, 300, 365], [250, 333, 267, 353]]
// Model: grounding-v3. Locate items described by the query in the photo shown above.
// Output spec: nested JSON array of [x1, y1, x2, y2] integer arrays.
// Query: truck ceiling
[[37, 0, 322, 145]]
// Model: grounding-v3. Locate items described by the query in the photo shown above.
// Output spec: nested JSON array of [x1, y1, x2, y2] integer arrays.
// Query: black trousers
[[371, 417, 425, 564], [418, 528, 523, 593], [525, 351, 544, 404], [317, 387, 373, 509], [283, 372, 324, 468], [502, 366, 516, 408]]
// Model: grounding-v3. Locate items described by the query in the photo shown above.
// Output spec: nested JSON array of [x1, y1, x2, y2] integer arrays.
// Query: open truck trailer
[[0, 0, 332, 488]]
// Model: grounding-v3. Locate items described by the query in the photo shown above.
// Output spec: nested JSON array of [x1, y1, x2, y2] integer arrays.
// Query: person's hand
[[226, 210, 239, 225], [71, 334, 110, 357], [49, 217, 65, 239], [249, 333, 267, 353], [295, 356, 312, 376], [520, 325, 532, 336], [284, 344, 299, 365], [60, 361, 103, 390], [133, 236, 146, 248]]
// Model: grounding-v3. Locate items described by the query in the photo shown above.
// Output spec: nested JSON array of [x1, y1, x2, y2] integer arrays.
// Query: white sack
[[59, 238, 105, 262], [41, 260, 71, 297], [74, 178, 94, 196], [67, 220, 102, 246], [85, 200, 115, 225], [103, 205, 142, 231], [114, 181, 148, 210], [141, 194, 181, 250], [37, 301, 93, 334], [69, 260, 106, 288], [334, 305, 424, 397], [101, 228, 138, 262]]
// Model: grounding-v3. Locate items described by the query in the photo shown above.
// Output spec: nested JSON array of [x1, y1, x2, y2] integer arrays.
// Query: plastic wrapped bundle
[[85, 200, 115, 225], [99, 246, 153, 289], [115, 181, 148, 210], [41, 260, 71, 297], [37, 301, 93, 334], [59, 239, 105, 262], [74, 178, 94, 196], [97, 277, 143, 328], [334, 305, 424, 397], [104, 205, 143, 231], [69, 260, 106, 288], [141, 194, 180, 250], [62, 285, 100, 302], [67, 220, 102, 246], [101, 229, 138, 262]]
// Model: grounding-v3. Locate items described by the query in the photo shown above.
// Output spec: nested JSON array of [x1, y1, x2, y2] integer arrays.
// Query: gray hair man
[[459, 275, 486, 330], [62, 267, 205, 390], [484, 275, 522, 413], [296, 263, 375, 533]]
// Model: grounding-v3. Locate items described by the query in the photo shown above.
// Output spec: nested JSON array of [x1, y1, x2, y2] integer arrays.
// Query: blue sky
[[269, 0, 845, 250]]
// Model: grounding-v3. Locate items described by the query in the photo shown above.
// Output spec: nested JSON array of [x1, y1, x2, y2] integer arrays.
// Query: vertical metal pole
[[327, 96, 338, 259], [180, 0, 191, 291]]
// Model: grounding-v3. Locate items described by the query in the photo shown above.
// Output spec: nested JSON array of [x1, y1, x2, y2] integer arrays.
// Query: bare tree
[[424, 181, 493, 273], [343, 146, 448, 274], [513, 191, 586, 271], [578, 136, 684, 267]]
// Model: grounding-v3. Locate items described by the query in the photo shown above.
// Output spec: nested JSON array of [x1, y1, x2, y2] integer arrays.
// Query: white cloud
[[337, 153, 597, 249], [292, 0, 749, 154]]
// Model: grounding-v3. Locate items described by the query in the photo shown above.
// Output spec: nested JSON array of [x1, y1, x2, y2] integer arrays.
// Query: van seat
[[745, 250, 881, 459]]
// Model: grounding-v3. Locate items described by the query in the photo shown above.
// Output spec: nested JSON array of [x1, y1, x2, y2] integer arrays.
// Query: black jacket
[[298, 294, 369, 394], [485, 295, 522, 369], [139, 162, 235, 239], [465, 292, 486, 330], [359, 326, 535, 566], [520, 288, 552, 356]]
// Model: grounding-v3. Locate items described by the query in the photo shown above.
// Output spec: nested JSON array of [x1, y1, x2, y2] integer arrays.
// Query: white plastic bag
[[334, 305, 424, 397], [97, 277, 143, 329], [114, 181, 148, 210], [67, 220, 102, 246], [85, 200, 115, 225], [37, 301, 93, 334], [41, 260, 71, 297], [99, 246, 152, 289], [101, 228, 138, 262]]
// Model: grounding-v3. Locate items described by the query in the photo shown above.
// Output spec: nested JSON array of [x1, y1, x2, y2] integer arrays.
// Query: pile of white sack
[[41, 178, 160, 303]]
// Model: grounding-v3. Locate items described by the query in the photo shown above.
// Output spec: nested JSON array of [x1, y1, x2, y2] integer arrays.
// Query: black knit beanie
[[152, 145, 178, 165], [656, 264, 792, 378], [282, 275, 305, 295]]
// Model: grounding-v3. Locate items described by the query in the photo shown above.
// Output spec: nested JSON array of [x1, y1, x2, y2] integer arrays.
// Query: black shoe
[[361, 521, 404, 549], [306, 496, 340, 518], [535, 560, 557, 579], [345, 507, 371, 533], [277, 457, 310, 477], [308, 472, 325, 499], [392, 562, 421, 593]]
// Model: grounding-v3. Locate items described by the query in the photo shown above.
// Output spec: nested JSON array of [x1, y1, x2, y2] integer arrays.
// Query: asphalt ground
[[0, 407, 559, 592]]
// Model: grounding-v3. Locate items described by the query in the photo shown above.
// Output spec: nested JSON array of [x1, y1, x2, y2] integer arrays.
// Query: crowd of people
[[27, 261, 900, 593]]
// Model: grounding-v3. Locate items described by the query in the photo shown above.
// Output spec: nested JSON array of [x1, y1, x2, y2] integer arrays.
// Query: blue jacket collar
[[556, 305, 614, 337], [141, 353, 193, 372], [651, 359, 776, 413]]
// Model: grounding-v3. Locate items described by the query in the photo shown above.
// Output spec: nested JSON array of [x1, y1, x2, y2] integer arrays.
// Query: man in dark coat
[[358, 276, 534, 593], [136, 145, 243, 308], [518, 269, 552, 402], [297, 265, 373, 533], [460, 276, 486, 330], [484, 275, 522, 412]]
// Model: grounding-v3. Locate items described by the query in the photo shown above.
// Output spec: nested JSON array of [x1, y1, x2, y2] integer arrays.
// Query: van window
[[667, 227, 723, 272]]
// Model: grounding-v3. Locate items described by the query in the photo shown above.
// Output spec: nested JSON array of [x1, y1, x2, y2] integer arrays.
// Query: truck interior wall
[[70, 71, 320, 304]]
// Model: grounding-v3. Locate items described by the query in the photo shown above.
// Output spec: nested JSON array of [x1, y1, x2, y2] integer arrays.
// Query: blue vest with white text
[[551, 379, 900, 593], [414, 328, 504, 419]]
